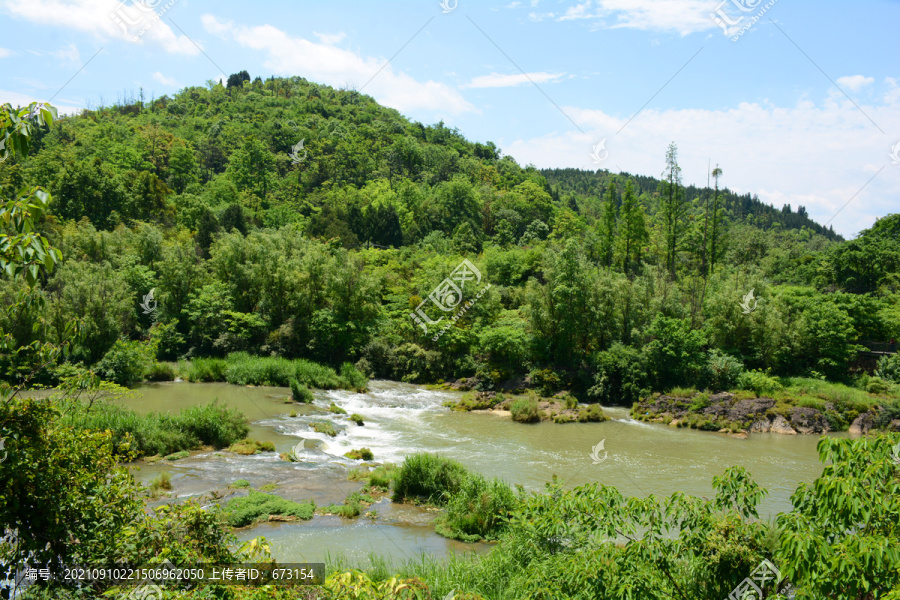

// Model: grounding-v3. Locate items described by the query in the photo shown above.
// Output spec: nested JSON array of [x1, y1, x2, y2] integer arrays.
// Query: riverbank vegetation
[[3, 80, 900, 598], [2, 77, 898, 418], [61, 398, 249, 458]]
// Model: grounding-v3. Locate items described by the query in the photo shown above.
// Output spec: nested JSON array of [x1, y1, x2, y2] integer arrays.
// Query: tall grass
[[62, 400, 249, 458], [181, 352, 368, 391], [181, 357, 228, 382], [436, 473, 518, 542], [392, 453, 469, 505]]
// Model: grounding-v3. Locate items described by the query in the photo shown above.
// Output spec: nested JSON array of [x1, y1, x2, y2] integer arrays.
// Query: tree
[[226, 70, 250, 89], [659, 142, 686, 278], [617, 180, 648, 275], [597, 178, 618, 267], [709, 165, 724, 275], [777, 435, 900, 599], [226, 138, 274, 203]]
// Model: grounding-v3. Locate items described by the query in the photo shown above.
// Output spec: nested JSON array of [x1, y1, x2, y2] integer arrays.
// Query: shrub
[[866, 376, 891, 395], [309, 421, 337, 437], [222, 491, 315, 527], [290, 379, 314, 404], [146, 362, 177, 382], [164, 450, 189, 461], [704, 349, 744, 391], [510, 393, 540, 423], [561, 393, 578, 410], [646, 316, 707, 391], [149, 471, 172, 492], [588, 343, 650, 406], [177, 402, 250, 449], [349, 413, 365, 426], [96, 339, 154, 385], [690, 393, 711, 412], [576, 404, 606, 423], [328, 402, 348, 415], [344, 448, 374, 460], [737, 370, 783, 396], [231, 479, 251, 488], [530, 368, 560, 397], [875, 353, 900, 383], [436, 474, 518, 542], [321, 492, 376, 518], [393, 453, 469, 505]]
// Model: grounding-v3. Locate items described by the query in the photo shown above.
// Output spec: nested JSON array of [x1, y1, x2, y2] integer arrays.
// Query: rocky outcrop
[[789, 407, 829, 434], [633, 393, 835, 435], [770, 415, 797, 435], [849, 412, 875, 435]]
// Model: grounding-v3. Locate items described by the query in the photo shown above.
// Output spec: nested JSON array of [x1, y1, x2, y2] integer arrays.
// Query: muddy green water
[[126, 381, 837, 565]]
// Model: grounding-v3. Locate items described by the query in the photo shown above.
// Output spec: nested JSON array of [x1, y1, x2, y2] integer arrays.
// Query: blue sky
[[1, 0, 898, 238]]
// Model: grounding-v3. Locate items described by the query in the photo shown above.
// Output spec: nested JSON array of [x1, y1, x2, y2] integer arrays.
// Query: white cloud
[[50, 43, 80, 63], [462, 71, 565, 89], [152, 71, 177, 86], [313, 31, 346, 45], [530, 0, 726, 35], [836, 75, 874, 92], [1, 0, 200, 55], [0, 47, 12, 58], [200, 15, 476, 115], [503, 92, 900, 238]]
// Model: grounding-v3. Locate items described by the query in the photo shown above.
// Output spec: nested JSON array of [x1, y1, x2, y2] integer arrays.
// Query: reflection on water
[[127, 380, 834, 562]]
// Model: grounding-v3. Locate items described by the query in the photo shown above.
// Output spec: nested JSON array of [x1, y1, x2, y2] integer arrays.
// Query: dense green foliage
[[4, 81, 900, 599], [2, 77, 897, 404], [435, 472, 518, 542]]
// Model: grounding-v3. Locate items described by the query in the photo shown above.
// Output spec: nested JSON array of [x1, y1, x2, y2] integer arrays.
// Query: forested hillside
[[1, 73, 899, 399]]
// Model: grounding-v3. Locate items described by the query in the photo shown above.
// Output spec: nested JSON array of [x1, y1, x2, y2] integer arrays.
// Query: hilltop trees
[[659, 142, 687, 278]]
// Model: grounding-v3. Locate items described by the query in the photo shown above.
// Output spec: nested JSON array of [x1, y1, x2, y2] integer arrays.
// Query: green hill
[[1, 73, 898, 399]]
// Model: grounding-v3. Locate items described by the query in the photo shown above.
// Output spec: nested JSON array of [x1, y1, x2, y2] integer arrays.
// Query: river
[[125, 380, 836, 565]]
